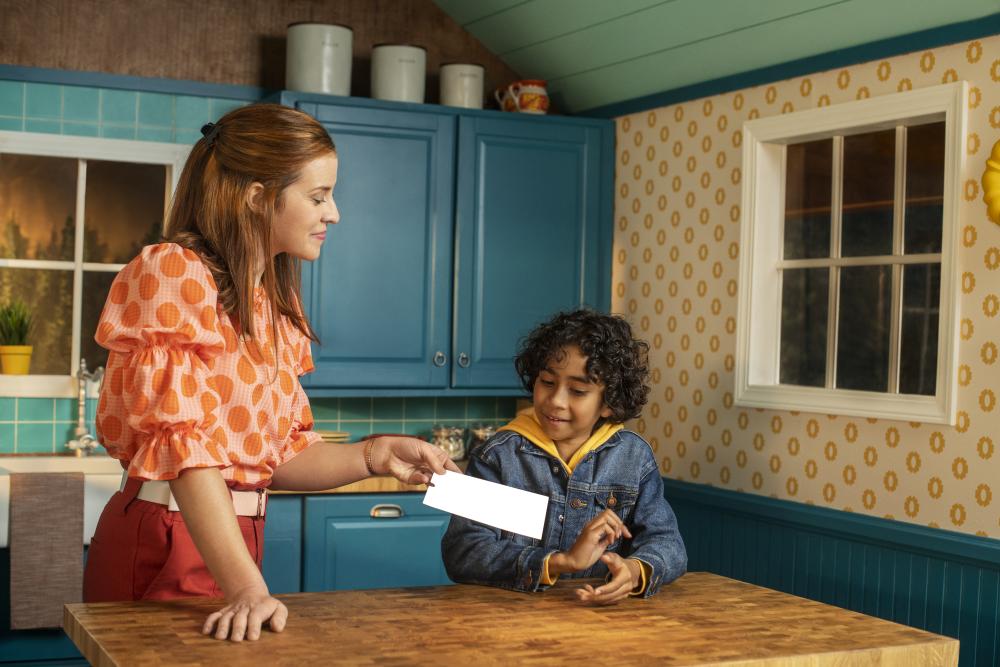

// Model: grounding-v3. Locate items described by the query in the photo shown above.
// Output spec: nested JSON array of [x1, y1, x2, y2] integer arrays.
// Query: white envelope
[[423, 470, 549, 539]]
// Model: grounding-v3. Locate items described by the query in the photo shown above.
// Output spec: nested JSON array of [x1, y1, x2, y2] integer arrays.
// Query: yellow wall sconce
[[984, 137, 1000, 225]]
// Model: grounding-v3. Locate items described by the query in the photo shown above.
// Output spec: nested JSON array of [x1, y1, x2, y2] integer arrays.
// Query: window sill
[[0, 375, 98, 399], [735, 383, 953, 424]]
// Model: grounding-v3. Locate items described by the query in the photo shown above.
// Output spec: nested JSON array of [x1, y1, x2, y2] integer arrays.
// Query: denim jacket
[[441, 428, 687, 597]]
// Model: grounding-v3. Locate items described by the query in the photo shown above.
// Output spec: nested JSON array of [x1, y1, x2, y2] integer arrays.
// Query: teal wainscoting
[[664, 478, 1000, 667]]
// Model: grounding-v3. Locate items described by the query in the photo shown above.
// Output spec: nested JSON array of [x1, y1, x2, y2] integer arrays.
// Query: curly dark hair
[[514, 309, 650, 423]]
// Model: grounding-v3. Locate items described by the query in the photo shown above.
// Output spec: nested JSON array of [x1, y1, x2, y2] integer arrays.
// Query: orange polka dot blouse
[[95, 243, 321, 489]]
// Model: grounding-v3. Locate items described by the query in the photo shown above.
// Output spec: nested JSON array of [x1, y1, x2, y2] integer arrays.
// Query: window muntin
[[777, 123, 944, 396]]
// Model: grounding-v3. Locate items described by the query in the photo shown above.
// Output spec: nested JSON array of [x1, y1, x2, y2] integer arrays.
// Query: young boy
[[441, 309, 687, 604]]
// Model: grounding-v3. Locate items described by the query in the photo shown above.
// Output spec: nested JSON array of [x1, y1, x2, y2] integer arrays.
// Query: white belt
[[120, 472, 267, 517]]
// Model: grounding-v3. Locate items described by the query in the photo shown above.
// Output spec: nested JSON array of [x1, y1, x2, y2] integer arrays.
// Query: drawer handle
[[370, 504, 404, 519], [432, 351, 447, 367], [457, 352, 470, 368]]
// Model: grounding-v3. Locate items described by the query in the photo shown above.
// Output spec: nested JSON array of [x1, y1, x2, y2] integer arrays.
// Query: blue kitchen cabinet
[[261, 495, 302, 594], [302, 494, 452, 591], [452, 115, 611, 388], [282, 93, 614, 392], [293, 101, 456, 389]]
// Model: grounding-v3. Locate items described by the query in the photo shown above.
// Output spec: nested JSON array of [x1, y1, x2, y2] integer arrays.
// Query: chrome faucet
[[66, 358, 104, 457]]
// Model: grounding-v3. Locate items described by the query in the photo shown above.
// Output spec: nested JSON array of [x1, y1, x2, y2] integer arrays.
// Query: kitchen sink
[[0, 455, 123, 548]]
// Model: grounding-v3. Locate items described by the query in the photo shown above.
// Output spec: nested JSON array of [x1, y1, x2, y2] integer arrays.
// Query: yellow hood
[[498, 408, 623, 473]]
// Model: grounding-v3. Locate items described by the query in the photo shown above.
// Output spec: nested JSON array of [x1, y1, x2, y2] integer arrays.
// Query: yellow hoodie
[[498, 408, 623, 474]]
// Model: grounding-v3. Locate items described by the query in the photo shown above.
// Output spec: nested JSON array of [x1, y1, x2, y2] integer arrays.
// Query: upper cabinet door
[[452, 116, 611, 389], [297, 103, 456, 388]]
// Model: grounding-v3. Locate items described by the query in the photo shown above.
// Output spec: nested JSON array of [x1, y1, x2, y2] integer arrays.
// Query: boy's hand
[[550, 509, 632, 575], [574, 553, 641, 605]]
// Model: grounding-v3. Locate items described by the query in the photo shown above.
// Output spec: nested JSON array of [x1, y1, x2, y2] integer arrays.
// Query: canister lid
[[372, 42, 427, 50], [287, 21, 352, 30]]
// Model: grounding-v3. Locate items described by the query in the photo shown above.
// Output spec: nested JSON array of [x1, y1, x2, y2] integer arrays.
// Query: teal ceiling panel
[[436, 0, 1000, 113], [498, 0, 839, 82], [433, 0, 529, 27], [547, 0, 1000, 110], [462, 0, 668, 56]]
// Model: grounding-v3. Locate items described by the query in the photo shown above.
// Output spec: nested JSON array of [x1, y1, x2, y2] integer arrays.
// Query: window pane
[[0, 154, 77, 261], [784, 139, 832, 259], [837, 265, 891, 391], [899, 263, 940, 395], [0, 268, 73, 374], [81, 271, 117, 371], [780, 268, 829, 387], [904, 122, 945, 254], [842, 130, 894, 257], [84, 160, 166, 263]]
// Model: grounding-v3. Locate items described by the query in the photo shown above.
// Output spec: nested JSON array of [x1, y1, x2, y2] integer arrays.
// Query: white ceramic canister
[[286, 23, 353, 95], [371, 44, 426, 103], [439, 63, 484, 109]]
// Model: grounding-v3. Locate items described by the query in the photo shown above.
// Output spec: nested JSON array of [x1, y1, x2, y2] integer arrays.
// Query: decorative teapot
[[494, 79, 550, 114]]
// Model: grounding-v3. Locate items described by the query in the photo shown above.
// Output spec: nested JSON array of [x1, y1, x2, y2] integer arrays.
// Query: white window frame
[[735, 82, 966, 424], [0, 131, 189, 398]]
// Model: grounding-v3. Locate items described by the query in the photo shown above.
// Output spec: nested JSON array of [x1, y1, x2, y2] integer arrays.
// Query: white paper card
[[423, 470, 549, 539]]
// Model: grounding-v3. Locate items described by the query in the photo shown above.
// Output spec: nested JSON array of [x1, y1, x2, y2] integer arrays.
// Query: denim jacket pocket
[[593, 487, 638, 522]]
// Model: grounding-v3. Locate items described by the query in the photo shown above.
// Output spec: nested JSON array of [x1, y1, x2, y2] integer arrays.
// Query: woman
[[83, 104, 460, 642]]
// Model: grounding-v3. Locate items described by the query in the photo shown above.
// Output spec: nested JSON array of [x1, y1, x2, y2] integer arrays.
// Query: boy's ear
[[600, 404, 613, 419]]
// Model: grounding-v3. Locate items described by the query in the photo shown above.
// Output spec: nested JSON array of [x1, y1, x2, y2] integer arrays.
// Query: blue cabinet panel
[[262, 495, 302, 594], [452, 116, 611, 389], [303, 494, 452, 592], [296, 102, 455, 388]]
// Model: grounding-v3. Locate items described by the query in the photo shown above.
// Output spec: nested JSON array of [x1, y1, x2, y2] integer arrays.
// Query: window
[[0, 131, 188, 397], [736, 82, 966, 424]]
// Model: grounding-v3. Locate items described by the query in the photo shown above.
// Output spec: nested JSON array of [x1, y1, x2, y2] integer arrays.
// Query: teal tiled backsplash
[[0, 80, 247, 143], [0, 396, 519, 454]]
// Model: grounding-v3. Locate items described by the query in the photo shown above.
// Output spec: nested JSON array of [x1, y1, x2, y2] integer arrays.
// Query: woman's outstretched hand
[[203, 582, 287, 641], [371, 435, 462, 484]]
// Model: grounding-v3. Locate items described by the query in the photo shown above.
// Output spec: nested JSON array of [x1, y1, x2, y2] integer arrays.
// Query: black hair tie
[[200, 122, 221, 147]]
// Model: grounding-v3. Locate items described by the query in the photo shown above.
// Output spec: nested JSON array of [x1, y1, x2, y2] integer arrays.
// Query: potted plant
[[0, 299, 33, 374]]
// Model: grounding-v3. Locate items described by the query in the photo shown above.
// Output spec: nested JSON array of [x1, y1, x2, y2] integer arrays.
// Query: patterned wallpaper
[[613, 35, 1000, 538]]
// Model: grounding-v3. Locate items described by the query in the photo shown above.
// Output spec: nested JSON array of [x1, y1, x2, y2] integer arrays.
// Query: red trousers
[[83, 479, 265, 602]]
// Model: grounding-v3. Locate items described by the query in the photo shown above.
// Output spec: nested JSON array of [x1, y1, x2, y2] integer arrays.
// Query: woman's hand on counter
[[203, 582, 287, 642], [371, 435, 462, 485]]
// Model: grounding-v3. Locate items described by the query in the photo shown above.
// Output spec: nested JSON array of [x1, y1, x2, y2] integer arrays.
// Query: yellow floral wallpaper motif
[[613, 35, 1000, 538]]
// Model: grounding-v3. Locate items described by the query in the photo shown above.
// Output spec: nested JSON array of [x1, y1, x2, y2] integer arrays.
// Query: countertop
[[64, 571, 957, 666]]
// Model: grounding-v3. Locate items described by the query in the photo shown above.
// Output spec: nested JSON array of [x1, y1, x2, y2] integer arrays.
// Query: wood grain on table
[[64, 572, 957, 666]]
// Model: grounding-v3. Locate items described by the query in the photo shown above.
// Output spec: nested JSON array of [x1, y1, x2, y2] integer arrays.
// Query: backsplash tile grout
[[0, 396, 519, 454]]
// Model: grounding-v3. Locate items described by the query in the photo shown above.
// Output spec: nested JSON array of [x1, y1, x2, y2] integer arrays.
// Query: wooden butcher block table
[[64, 572, 957, 666]]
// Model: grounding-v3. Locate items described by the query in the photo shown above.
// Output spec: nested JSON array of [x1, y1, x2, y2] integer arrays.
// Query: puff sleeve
[[95, 243, 228, 480], [275, 315, 321, 462]]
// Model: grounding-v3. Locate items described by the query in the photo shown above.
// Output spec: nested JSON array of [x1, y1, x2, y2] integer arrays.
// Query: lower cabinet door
[[303, 494, 453, 592], [262, 495, 303, 593]]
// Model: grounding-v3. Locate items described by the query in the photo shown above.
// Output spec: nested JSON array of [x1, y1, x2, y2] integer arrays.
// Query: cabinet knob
[[370, 504, 404, 519], [457, 352, 470, 368], [432, 351, 447, 367]]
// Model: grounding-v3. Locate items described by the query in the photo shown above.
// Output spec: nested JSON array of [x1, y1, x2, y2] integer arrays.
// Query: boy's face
[[532, 345, 613, 452]]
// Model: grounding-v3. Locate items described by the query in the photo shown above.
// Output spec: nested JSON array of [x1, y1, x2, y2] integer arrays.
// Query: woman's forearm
[[169, 467, 267, 597], [268, 441, 370, 491]]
